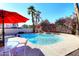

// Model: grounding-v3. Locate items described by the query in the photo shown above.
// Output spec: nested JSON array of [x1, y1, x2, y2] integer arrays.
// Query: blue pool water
[[20, 33, 63, 45]]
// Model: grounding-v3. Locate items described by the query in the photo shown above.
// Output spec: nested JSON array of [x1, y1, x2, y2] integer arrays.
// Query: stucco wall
[[0, 28, 32, 35]]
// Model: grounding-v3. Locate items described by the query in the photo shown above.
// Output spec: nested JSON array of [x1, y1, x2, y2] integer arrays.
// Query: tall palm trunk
[[74, 3, 79, 35], [32, 12, 35, 33]]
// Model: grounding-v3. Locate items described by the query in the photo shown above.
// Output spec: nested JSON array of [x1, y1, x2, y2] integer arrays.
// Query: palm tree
[[35, 11, 41, 24], [28, 6, 36, 33], [35, 11, 41, 32], [74, 3, 79, 35]]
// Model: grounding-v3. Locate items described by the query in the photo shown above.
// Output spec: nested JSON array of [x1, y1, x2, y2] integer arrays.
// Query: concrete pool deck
[[26, 33, 79, 56]]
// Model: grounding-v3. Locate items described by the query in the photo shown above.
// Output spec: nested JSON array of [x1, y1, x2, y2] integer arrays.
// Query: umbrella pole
[[2, 19, 4, 46], [0, 11, 4, 47], [2, 10, 4, 47]]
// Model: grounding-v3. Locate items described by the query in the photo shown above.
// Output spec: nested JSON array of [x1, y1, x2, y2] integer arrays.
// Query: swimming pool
[[20, 33, 63, 45]]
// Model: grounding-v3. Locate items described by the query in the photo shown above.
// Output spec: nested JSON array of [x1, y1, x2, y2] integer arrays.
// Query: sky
[[0, 3, 75, 27]]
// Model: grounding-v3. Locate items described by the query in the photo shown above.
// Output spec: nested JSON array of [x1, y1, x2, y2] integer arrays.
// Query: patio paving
[[66, 48, 79, 56], [26, 33, 79, 56]]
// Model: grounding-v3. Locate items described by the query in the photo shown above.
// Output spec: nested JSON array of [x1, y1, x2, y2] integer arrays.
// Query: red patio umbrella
[[0, 10, 29, 47]]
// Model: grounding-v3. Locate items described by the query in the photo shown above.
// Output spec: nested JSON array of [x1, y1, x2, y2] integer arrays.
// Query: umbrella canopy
[[0, 10, 29, 23], [0, 10, 29, 47]]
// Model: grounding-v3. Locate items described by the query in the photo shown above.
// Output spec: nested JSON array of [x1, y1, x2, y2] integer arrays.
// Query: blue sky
[[0, 3, 75, 26]]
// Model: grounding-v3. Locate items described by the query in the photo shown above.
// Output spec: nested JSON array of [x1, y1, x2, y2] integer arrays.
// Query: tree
[[28, 6, 36, 32], [40, 19, 50, 32], [35, 11, 41, 32], [74, 3, 79, 35], [29, 25, 34, 28], [55, 17, 73, 34], [22, 24, 28, 28], [35, 11, 41, 25]]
